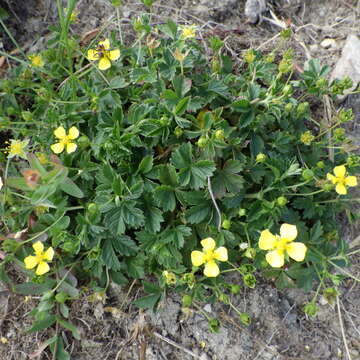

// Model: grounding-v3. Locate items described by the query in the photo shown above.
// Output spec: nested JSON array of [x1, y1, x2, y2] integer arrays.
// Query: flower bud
[[277, 196, 287, 207], [316, 161, 325, 169], [214, 129, 224, 140], [182, 295, 193, 307], [197, 136, 208, 148], [174, 126, 183, 138], [238, 208, 246, 217], [256, 153, 266, 163], [231, 284, 241, 294], [222, 219, 231, 230], [302, 169, 314, 180]]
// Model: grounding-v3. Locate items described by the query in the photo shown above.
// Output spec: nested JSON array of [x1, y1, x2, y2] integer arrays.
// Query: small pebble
[[321, 38, 337, 49]]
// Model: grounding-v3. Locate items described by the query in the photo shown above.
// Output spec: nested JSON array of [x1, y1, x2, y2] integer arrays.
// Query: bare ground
[[1, 0, 360, 359]]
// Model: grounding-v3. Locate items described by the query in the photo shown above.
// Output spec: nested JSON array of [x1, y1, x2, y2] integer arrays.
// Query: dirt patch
[[1, 1, 360, 359]]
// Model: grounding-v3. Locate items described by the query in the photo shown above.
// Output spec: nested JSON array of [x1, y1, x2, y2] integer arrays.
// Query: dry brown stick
[[337, 296, 352, 360], [153, 331, 201, 359]]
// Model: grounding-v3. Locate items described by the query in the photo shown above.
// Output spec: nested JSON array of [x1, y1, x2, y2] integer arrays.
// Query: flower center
[[11, 143, 23, 155], [35, 252, 47, 263], [335, 175, 346, 186], [60, 135, 71, 145], [203, 250, 215, 262], [274, 236, 290, 252]]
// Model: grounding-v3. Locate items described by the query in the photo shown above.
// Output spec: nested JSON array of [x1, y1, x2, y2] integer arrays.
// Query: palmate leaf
[[112, 235, 138, 256], [160, 225, 192, 248], [102, 238, 121, 270], [212, 159, 244, 198], [105, 200, 145, 235], [171, 143, 216, 189], [154, 185, 176, 212]]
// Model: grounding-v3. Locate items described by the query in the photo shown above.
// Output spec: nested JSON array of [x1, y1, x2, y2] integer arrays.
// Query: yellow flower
[[87, 39, 120, 71], [326, 165, 357, 195], [191, 237, 228, 277], [259, 224, 307, 268], [162, 270, 176, 285], [28, 54, 44, 68], [180, 25, 197, 40], [24, 241, 54, 276], [51, 126, 79, 154], [7, 139, 29, 159]]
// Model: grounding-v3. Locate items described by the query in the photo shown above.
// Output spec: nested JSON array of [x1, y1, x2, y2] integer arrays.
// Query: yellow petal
[[87, 49, 99, 61], [345, 176, 357, 187], [98, 57, 111, 70], [201, 237, 216, 252], [265, 250, 285, 268], [279, 223, 297, 242], [213, 247, 228, 262], [99, 39, 110, 50], [51, 142, 65, 154], [44, 247, 54, 261], [66, 142, 77, 154], [335, 183, 347, 195], [54, 126, 66, 140], [68, 126, 79, 140], [286, 242, 307, 262], [33, 241, 44, 255], [36, 262, 50, 276], [204, 260, 220, 277], [327, 173, 336, 184], [191, 250, 205, 266], [333, 165, 346, 178], [108, 49, 120, 61], [259, 229, 276, 250], [24, 256, 38, 269]]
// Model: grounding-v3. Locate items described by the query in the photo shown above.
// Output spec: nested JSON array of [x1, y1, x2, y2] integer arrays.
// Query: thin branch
[[207, 177, 221, 231]]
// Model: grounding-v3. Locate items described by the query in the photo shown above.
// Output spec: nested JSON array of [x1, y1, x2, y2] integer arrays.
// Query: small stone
[[203, 304, 212, 313], [321, 38, 337, 49]]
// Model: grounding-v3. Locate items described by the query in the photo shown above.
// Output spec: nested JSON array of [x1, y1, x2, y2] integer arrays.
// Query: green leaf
[[207, 79, 229, 97], [250, 134, 264, 156], [110, 76, 128, 89], [58, 318, 81, 340], [105, 200, 145, 235], [112, 235, 138, 256], [60, 178, 84, 198], [14, 281, 55, 295], [158, 19, 178, 39], [212, 160, 244, 197], [58, 281, 79, 298], [138, 155, 153, 174], [154, 185, 176, 212], [159, 164, 178, 186], [161, 225, 192, 248], [133, 293, 161, 310], [26, 315, 56, 333], [310, 221, 323, 243], [173, 76, 192, 98], [31, 184, 58, 205], [50, 336, 70, 360], [143, 204, 163, 233], [171, 143, 215, 189], [125, 254, 145, 278], [185, 204, 211, 224], [174, 96, 190, 116], [102, 238, 121, 270]]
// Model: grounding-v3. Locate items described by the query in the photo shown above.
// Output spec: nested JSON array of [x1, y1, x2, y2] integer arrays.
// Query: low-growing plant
[[1, 1, 360, 357]]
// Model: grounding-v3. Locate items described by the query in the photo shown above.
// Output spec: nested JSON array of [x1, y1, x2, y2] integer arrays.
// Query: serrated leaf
[[102, 238, 121, 270], [60, 178, 84, 198], [161, 225, 191, 248], [185, 204, 211, 224], [158, 19, 178, 39], [138, 155, 153, 174], [154, 185, 176, 212], [110, 76, 128, 89], [207, 79, 229, 97], [173, 76, 192, 98], [143, 204, 163, 233], [174, 96, 190, 116], [125, 255, 145, 278], [112, 235, 138, 256], [159, 164, 178, 186]]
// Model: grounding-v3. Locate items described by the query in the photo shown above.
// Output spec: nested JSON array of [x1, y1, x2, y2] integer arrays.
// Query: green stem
[[285, 189, 324, 197]]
